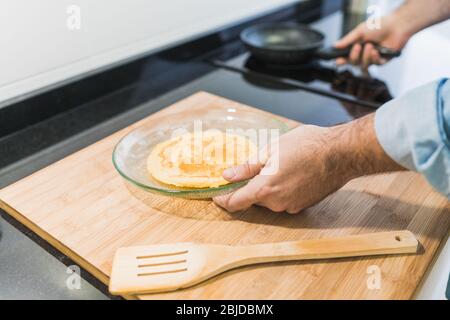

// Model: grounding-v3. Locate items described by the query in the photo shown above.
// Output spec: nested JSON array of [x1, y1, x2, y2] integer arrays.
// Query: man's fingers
[[349, 43, 362, 65], [370, 50, 382, 65], [335, 57, 347, 65], [335, 25, 363, 65], [371, 50, 387, 65], [222, 161, 263, 182], [334, 25, 363, 49], [213, 176, 266, 212], [361, 42, 374, 70]]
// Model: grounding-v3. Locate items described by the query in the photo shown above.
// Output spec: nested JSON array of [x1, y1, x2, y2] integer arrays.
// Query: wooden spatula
[[109, 230, 418, 295]]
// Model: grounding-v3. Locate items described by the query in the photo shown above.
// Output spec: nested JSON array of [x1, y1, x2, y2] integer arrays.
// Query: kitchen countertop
[[0, 2, 449, 299]]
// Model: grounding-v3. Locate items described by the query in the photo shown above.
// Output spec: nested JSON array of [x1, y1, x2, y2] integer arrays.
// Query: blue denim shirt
[[375, 78, 450, 198]]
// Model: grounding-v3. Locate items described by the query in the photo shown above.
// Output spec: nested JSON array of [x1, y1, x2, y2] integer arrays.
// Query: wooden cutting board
[[0, 92, 449, 300]]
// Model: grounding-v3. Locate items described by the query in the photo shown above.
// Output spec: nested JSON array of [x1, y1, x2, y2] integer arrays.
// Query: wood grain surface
[[0, 92, 449, 299]]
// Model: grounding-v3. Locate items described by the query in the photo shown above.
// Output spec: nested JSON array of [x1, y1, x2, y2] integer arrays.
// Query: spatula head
[[109, 242, 214, 295]]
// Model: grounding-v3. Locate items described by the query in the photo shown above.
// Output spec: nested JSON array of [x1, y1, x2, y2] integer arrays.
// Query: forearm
[[393, 0, 450, 37], [325, 114, 405, 183]]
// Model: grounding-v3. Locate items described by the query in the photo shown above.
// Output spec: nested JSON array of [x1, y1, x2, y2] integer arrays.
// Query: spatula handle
[[235, 231, 418, 266]]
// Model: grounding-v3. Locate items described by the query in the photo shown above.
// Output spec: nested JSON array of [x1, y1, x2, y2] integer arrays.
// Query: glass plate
[[112, 108, 289, 199]]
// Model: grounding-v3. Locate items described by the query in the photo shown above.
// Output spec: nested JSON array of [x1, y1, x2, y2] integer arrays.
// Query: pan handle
[[317, 42, 402, 60], [374, 43, 402, 59], [316, 46, 352, 60]]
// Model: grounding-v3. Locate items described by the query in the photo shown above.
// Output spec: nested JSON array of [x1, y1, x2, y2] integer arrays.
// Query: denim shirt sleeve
[[374, 78, 450, 198]]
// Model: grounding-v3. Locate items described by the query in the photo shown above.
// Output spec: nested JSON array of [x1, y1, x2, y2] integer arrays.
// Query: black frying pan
[[240, 23, 401, 65]]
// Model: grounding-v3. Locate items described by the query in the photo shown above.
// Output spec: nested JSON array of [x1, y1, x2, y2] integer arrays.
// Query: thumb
[[334, 25, 363, 48], [223, 161, 263, 182]]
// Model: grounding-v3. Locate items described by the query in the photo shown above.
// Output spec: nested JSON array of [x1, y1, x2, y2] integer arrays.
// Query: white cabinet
[[0, 0, 299, 105]]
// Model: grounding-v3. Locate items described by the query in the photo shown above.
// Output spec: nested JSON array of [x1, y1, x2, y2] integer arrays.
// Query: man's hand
[[335, 0, 450, 69], [334, 15, 411, 69], [213, 114, 405, 214]]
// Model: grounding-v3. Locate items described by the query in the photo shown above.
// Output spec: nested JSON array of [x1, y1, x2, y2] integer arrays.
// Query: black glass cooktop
[[212, 53, 392, 110]]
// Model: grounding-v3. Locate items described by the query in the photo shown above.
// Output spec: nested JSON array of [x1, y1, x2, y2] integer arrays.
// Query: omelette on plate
[[147, 130, 257, 188]]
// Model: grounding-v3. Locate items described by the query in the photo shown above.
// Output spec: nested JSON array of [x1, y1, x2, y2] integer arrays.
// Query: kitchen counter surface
[[1, 1, 449, 299]]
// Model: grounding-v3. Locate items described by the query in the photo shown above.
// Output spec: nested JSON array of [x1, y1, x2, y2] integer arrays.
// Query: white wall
[[0, 0, 300, 106]]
